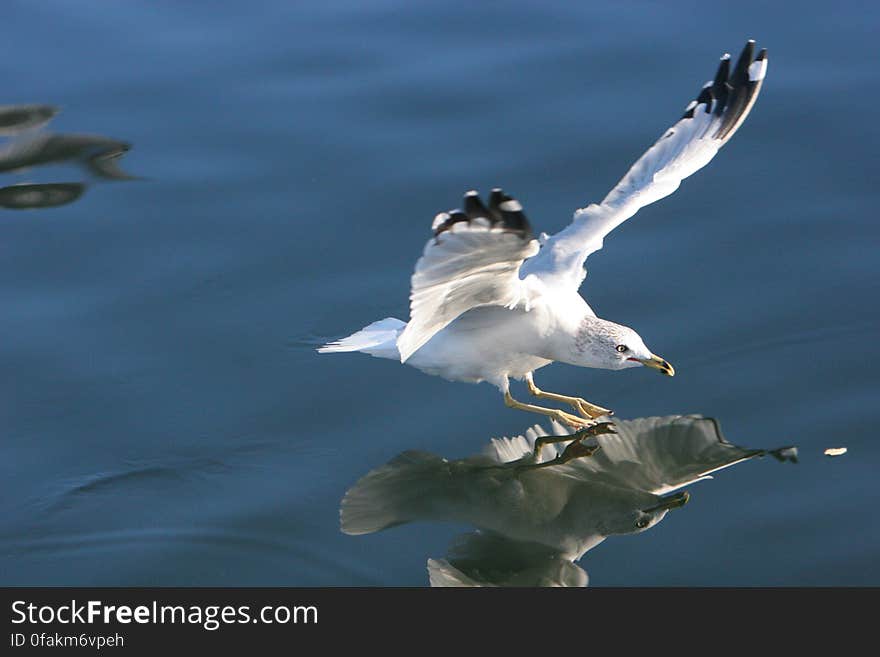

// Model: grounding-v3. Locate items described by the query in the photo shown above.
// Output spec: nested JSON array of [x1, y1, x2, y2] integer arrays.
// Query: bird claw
[[571, 421, 616, 439], [574, 399, 613, 419], [557, 421, 614, 461], [559, 439, 601, 461], [530, 418, 614, 463], [522, 429, 606, 471]]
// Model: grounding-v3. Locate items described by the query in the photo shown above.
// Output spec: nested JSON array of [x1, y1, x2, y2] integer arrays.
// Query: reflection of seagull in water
[[0, 182, 85, 209], [341, 415, 795, 587], [0, 104, 135, 209], [0, 133, 135, 180], [0, 104, 58, 135], [320, 41, 767, 428]]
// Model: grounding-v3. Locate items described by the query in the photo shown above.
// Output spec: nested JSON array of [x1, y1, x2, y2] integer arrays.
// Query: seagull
[[320, 40, 768, 428], [340, 414, 795, 586]]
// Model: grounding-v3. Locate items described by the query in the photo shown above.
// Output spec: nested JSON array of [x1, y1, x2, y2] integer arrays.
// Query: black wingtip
[[713, 40, 766, 142], [696, 85, 714, 112], [488, 187, 513, 221], [713, 56, 730, 89], [497, 198, 531, 235], [711, 55, 731, 114], [464, 190, 490, 220], [489, 187, 511, 203], [434, 190, 532, 238], [491, 191, 532, 235], [768, 446, 799, 464], [732, 40, 755, 83]]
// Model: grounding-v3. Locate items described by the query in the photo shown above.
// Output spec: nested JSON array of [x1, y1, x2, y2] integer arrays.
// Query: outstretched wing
[[521, 40, 767, 291], [396, 189, 539, 362], [495, 415, 785, 494], [561, 415, 771, 494]]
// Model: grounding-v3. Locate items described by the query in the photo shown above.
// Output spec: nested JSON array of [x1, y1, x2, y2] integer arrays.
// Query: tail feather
[[317, 317, 405, 359]]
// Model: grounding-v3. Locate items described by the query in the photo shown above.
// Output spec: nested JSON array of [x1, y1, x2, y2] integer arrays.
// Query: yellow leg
[[503, 391, 592, 430], [525, 374, 612, 419]]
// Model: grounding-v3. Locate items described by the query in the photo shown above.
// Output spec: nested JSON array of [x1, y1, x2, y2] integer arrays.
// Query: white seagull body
[[320, 41, 768, 427]]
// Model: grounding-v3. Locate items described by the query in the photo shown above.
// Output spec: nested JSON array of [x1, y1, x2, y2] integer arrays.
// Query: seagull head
[[601, 491, 690, 536], [574, 317, 675, 376], [634, 491, 690, 533]]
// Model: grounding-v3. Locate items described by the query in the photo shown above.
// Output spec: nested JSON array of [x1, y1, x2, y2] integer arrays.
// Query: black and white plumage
[[320, 41, 768, 427], [401, 190, 540, 362], [522, 41, 767, 292]]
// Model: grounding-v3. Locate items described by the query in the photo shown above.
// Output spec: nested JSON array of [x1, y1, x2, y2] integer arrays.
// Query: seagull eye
[[615, 345, 629, 353], [636, 517, 650, 529]]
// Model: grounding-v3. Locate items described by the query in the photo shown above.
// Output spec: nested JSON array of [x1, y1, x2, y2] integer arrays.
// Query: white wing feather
[[554, 415, 767, 495], [397, 194, 539, 362], [522, 41, 767, 291], [487, 415, 775, 495]]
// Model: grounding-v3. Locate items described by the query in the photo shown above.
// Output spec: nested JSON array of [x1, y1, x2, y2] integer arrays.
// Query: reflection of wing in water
[[0, 104, 58, 135], [0, 182, 85, 209], [489, 415, 792, 495], [0, 104, 136, 211], [340, 414, 796, 587]]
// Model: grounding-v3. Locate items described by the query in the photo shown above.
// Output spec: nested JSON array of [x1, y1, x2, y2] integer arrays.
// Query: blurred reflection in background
[[342, 415, 797, 587], [0, 103, 134, 209]]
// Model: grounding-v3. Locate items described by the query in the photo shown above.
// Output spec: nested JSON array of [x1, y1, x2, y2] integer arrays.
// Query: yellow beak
[[636, 354, 675, 377], [642, 491, 689, 513]]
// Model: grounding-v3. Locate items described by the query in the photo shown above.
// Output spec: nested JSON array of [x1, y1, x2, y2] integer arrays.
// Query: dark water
[[2, 1, 877, 585]]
